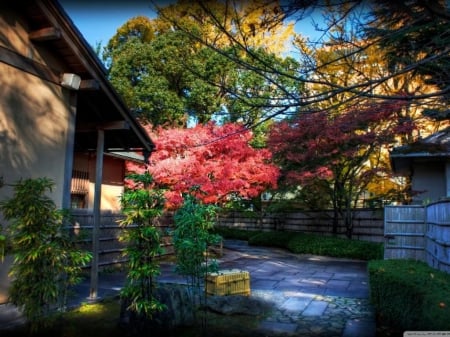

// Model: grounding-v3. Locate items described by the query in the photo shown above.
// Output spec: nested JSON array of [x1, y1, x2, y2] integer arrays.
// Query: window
[[70, 170, 89, 209]]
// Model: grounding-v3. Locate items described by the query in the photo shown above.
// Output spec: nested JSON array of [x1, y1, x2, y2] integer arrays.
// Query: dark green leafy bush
[[119, 172, 166, 318], [245, 230, 383, 261], [213, 226, 261, 241], [248, 231, 293, 248], [286, 233, 383, 260], [368, 259, 450, 331]]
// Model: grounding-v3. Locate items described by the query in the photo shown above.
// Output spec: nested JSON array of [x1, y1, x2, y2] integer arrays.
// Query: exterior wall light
[[61, 73, 81, 90]]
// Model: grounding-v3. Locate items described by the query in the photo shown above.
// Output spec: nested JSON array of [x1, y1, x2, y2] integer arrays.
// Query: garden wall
[[70, 202, 450, 273]]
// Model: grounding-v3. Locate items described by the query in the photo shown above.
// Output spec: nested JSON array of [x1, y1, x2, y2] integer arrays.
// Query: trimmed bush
[[368, 259, 450, 331], [286, 233, 383, 260], [245, 230, 383, 261], [213, 226, 261, 241], [248, 231, 293, 248]]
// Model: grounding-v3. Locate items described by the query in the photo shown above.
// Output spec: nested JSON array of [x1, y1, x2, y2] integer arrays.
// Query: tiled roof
[[391, 127, 450, 157]]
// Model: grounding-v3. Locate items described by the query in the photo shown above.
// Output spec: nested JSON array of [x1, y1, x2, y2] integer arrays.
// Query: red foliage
[[127, 122, 279, 210], [268, 100, 414, 185]]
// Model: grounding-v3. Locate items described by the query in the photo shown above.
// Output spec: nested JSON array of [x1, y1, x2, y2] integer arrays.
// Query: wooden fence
[[384, 205, 426, 260], [71, 203, 450, 273], [384, 201, 450, 273], [426, 201, 450, 273], [70, 208, 385, 267], [70, 209, 174, 268], [217, 209, 385, 242]]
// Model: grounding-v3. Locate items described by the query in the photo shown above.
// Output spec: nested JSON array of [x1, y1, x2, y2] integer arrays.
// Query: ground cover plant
[[369, 259, 450, 333], [212, 226, 262, 241]]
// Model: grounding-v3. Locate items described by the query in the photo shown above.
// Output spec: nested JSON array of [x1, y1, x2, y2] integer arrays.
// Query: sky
[[59, 0, 322, 50], [59, 1, 168, 48]]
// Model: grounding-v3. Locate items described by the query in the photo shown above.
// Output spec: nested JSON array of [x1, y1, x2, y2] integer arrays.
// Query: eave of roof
[[391, 127, 450, 157], [390, 127, 450, 174], [26, 0, 155, 154]]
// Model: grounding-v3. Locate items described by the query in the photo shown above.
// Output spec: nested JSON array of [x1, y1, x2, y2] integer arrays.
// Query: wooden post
[[89, 129, 104, 300], [62, 91, 77, 209]]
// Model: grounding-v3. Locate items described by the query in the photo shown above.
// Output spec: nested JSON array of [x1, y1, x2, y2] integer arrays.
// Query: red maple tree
[[127, 122, 280, 210], [268, 100, 413, 237]]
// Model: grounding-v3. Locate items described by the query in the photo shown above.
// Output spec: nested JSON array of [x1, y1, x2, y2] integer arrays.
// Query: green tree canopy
[[104, 1, 302, 135], [166, 0, 449, 119]]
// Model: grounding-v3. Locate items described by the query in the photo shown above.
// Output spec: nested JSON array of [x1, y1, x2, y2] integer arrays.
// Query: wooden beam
[[76, 121, 130, 132], [79, 79, 100, 91], [29, 27, 61, 41], [0, 45, 59, 83]]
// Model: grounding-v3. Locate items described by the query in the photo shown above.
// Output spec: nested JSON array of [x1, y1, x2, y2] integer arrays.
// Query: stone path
[[0, 239, 376, 336], [159, 240, 376, 336]]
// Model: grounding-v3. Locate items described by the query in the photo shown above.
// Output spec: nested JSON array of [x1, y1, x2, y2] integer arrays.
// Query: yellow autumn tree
[[155, 0, 294, 55]]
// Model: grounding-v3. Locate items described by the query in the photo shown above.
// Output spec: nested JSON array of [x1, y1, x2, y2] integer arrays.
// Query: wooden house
[[0, 0, 154, 302], [390, 127, 450, 204]]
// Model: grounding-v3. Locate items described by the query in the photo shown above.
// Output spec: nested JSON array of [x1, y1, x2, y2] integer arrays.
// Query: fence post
[[89, 129, 104, 300]]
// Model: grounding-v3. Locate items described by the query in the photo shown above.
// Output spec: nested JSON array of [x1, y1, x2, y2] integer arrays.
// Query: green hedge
[[286, 233, 384, 260], [212, 227, 262, 241], [368, 259, 450, 331], [214, 227, 383, 261], [248, 231, 293, 249]]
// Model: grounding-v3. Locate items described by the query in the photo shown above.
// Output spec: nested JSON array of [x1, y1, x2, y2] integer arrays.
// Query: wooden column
[[446, 162, 450, 198], [89, 129, 104, 300], [61, 91, 77, 209]]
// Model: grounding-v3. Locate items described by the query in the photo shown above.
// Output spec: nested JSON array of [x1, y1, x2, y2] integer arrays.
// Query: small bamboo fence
[[426, 201, 450, 273]]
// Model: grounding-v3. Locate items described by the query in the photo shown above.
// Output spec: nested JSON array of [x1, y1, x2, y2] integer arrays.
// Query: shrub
[[245, 231, 383, 261], [286, 233, 383, 260], [212, 226, 259, 241], [0, 178, 92, 332], [119, 172, 166, 318], [248, 231, 293, 248], [368, 259, 450, 331], [173, 194, 221, 293]]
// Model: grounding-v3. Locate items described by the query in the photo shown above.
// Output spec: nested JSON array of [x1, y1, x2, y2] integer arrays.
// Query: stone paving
[[212, 240, 376, 337], [0, 239, 376, 336], [158, 240, 376, 336]]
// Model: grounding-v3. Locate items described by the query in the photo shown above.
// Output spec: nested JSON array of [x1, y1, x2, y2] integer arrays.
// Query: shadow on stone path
[[0, 239, 376, 336]]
